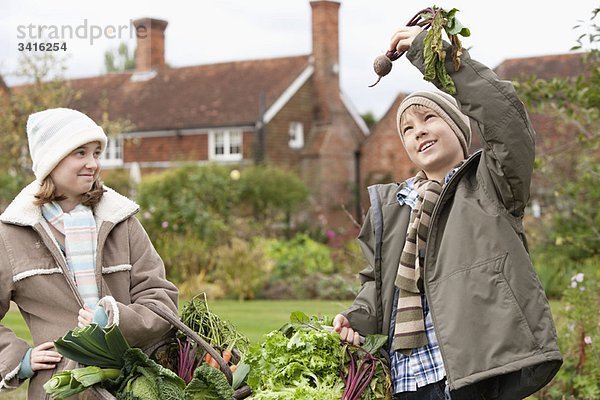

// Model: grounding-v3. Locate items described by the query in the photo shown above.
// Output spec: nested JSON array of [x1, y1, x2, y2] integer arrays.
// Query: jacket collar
[[0, 181, 139, 227]]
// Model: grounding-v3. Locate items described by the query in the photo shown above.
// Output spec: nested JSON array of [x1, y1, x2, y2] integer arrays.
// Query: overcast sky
[[1, 1, 596, 119]]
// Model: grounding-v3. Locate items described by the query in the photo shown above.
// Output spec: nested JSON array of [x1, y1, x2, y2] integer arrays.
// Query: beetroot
[[368, 55, 393, 87], [368, 6, 470, 91]]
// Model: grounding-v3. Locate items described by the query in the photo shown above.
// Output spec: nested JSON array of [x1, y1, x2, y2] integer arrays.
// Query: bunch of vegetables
[[176, 294, 249, 375], [181, 294, 248, 350], [245, 312, 391, 400], [369, 5, 471, 94], [43, 323, 236, 399]]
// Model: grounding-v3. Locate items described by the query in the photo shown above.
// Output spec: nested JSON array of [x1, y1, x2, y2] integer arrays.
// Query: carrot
[[204, 353, 216, 368], [222, 349, 232, 364], [229, 364, 238, 372]]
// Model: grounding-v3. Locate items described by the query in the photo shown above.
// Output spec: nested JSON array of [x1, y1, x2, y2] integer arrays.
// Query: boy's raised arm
[[401, 28, 536, 217]]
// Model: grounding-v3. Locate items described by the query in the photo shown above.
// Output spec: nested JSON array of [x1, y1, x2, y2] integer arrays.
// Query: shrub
[[265, 233, 333, 278], [237, 165, 309, 223], [137, 164, 238, 246], [532, 248, 579, 300], [211, 238, 271, 301], [101, 167, 134, 198], [149, 230, 213, 283], [0, 171, 29, 212], [534, 258, 600, 399]]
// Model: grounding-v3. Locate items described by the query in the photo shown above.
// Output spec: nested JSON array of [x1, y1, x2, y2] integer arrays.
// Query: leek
[[43, 367, 120, 399], [54, 323, 130, 369]]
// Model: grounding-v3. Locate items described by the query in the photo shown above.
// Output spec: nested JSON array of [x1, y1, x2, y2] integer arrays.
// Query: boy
[[333, 26, 562, 399]]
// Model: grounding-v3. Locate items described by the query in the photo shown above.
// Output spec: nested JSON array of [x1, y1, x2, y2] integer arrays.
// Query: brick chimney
[[310, 1, 341, 123], [133, 18, 168, 72]]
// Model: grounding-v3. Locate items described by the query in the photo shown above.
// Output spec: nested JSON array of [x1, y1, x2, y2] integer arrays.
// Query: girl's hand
[[30, 342, 62, 372], [77, 304, 94, 328], [389, 26, 423, 54], [333, 314, 361, 346]]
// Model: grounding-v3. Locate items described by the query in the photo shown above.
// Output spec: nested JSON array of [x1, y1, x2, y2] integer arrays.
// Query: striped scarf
[[392, 171, 442, 355], [42, 201, 99, 309]]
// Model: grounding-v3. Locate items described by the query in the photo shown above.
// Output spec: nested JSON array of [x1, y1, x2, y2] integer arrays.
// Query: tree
[[360, 111, 377, 129], [515, 7, 600, 259], [0, 52, 135, 209], [104, 42, 136, 73], [0, 52, 76, 180]]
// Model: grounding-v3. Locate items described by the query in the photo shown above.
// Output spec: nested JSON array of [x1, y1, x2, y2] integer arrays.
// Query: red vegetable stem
[[407, 8, 434, 26], [343, 352, 357, 400], [353, 359, 377, 399], [350, 359, 371, 399]]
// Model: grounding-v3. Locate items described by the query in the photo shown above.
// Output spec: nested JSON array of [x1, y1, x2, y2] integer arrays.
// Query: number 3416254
[[18, 42, 67, 51]]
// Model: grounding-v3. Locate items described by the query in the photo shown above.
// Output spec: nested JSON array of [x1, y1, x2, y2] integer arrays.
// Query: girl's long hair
[[33, 177, 105, 207]]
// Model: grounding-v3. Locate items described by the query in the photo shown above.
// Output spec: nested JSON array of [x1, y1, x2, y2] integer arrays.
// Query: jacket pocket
[[12, 265, 62, 283], [428, 253, 538, 380], [100, 264, 132, 303]]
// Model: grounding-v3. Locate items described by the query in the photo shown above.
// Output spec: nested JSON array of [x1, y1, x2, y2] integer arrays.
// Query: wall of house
[[301, 109, 365, 231], [264, 79, 314, 169], [123, 129, 254, 164], [359, 95, 415, 209]]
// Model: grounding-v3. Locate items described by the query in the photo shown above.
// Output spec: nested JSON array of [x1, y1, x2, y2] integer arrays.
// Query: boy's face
[[400, 105, 465, 181]]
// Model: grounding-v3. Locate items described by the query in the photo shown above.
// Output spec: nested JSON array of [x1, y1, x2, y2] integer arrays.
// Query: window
[[288, 122, 304, 149], [209, 130, 243, 161], [101, 136, 123, 167]]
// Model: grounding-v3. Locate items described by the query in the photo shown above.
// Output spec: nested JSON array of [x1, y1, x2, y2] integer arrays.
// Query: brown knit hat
[[396, 91, 471, 157]]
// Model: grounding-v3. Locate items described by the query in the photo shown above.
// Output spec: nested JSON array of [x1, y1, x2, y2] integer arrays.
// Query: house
[[359, 52, 587, 210], [43, 1, 369, 230]]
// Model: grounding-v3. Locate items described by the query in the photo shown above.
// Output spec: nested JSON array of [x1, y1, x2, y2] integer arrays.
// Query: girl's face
[[400, 105, 464, 181], [50, 141, 102, 200]]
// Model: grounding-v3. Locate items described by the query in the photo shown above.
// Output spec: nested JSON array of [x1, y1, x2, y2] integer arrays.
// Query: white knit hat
[[397, 91, 472, 157], [27, 108, 108, 182]]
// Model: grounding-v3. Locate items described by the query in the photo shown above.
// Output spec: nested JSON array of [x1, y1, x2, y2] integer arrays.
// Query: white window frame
[[208, 129, 243, 161], [288, 121, 304, 149], [101, 136, 123, 167]]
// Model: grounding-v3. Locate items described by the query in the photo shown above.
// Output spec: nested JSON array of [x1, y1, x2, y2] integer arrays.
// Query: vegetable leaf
[[184, 363, 235, 400], [231, 362, 251, 390], [361, 334, 388, 355], [54, 324, 130, 369]]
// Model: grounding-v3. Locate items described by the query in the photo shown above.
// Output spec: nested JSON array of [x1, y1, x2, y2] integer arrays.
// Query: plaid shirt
[[389, 289, 446, 392], [389, 170, 459, 393]]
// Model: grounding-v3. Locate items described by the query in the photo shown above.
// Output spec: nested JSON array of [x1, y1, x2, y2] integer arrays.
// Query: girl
[[0, 108, 179, 399]]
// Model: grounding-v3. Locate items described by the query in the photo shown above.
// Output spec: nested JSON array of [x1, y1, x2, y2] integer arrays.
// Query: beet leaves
[[369, 5, 471, 93]]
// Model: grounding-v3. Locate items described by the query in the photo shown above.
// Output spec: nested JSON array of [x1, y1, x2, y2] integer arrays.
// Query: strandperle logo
[[16, 19, 147, 45]]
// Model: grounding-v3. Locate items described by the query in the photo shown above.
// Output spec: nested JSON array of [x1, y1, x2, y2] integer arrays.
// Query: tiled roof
[[494, 52, 586, 80], [14, 55, 311, 132]]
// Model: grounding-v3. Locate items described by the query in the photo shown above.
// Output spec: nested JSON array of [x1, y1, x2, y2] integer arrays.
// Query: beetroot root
[[368, 54, 393, 87]]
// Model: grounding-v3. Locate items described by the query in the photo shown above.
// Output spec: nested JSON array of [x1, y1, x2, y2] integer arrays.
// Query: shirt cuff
[[93, 305, 109, 328], [17, 348, 34, 379]]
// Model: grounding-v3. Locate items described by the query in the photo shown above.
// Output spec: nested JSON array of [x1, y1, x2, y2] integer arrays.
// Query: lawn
[[1, 299, 351, 400]]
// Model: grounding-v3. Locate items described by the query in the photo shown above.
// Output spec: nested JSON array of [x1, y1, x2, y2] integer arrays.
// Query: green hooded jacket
[[342, 31, 562, 398]]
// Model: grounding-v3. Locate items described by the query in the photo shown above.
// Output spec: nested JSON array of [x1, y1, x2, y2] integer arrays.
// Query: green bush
[[256, 235, 362, 300], [211, 238, 271, 301], [532, 248, 579, 300], [101, 167, 134, 197], [265, 233, 333, 278], [0, 171, 30, 211], [149, 230, 212, 283], [137, 164, 237, 246], [237, 165, 309, 223], [534, 258, 600, 399], [136, 164, 310, 248]]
